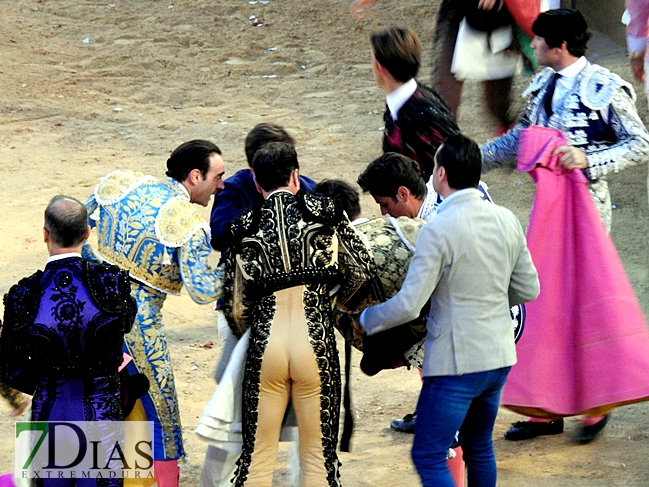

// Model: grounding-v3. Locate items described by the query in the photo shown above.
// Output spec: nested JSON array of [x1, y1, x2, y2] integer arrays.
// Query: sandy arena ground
[[1, 1, 649, 485]]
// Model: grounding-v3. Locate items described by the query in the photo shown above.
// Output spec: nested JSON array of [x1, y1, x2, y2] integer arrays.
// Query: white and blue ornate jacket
[[83, 169, 221, 461], [481, 61, 649, 181], [84, 169, 221, 302]]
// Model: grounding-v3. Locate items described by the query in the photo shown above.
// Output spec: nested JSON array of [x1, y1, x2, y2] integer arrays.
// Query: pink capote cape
[[501, 126, 649, 418]]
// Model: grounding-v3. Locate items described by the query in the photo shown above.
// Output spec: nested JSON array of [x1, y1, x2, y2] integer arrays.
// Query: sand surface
[[1, 1, 649, 485]]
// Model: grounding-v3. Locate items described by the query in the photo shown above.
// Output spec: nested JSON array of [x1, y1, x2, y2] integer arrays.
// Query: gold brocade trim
[[98, 249, 182, 294], [95, 170, 156, 205], [124, 319, 183, 460], [156, 197, 210, 248]]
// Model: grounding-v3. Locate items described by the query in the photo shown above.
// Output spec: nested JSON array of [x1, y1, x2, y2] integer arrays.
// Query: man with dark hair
[[360, 134, 540, 487], [209, 122, 316, 252], [482, 8, 649, 232], [435, 133, 482, 190], [201, 124, 314, 487], [358, 151, 493, 223], [482, 8, 649, 443], [358, 153, 430, 220], [84, 140, 225, 487], [312, 180, 363, 223], [220, 142, 375, 486], [2, 195, 136, 487], [369, 26, 459, 181]]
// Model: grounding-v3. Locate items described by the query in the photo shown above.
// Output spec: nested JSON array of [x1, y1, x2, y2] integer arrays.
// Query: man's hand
[[631, 55, 646, 82], [477, 0, 503, 11], [351, 0, 377, 19], [10, 398, 30, 417], [553, 145, 588, 170]]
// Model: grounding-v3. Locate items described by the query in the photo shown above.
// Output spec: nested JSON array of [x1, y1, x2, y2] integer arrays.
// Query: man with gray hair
[[1, 195, 136, 486]]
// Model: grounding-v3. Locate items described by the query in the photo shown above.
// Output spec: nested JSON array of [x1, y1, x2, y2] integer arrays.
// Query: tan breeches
[[245, 287, 329, 487]]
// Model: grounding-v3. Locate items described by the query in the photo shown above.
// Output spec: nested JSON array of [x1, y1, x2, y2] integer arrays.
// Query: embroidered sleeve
[[584, 86, 649, 179], [1, 277, 42, 395], [334, 216, 376, 312], [482, 70, 550, 172], [178, 230, 222, 305], [481, 126, 525, 171], [84, 192, 99, 229], [220, 246, 250, 337]]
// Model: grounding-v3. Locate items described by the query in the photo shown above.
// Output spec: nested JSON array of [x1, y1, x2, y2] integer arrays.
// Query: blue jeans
[[412, 367, 511, 487]]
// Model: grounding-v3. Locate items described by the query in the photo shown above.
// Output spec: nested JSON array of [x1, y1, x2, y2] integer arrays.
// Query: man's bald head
[[44, 195, 89, 248]]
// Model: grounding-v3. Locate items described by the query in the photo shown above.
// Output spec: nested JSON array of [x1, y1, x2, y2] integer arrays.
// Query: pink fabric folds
[[0, 474, 16, 487], [501, 125, 649, 417]]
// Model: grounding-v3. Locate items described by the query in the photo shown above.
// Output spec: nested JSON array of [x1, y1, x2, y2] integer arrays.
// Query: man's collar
[[386, 79, 418, 121], [557, 56, 587, 78], [47, 252, 82, 264], [435, 188, 481, 213], [265, 189, 293, 200], [167, 177, 191, 200]]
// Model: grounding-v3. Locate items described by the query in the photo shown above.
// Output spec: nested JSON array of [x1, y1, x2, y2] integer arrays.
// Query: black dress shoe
[[573, 414, 609, 445], [504, 419, 564, 441]]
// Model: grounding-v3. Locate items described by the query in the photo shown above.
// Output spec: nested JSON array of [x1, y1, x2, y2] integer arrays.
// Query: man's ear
[[43, 227, 50, 244], [375, 60, 388, 78], [437, 165, 447, 184], [188, 168, 202, 186], [252, 171, 263, 194], [396, 185, 411, 202], [83, 226, 91, 242], [291, 168, 300, 191]]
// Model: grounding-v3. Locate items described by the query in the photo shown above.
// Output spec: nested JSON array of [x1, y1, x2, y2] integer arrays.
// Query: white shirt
[[551, 56, 587, 115], [386, 78, 417, 121], [47, 252, 82, 264]]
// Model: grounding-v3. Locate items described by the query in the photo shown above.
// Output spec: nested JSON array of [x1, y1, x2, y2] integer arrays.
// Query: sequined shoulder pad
[[579, 65, 635, 111], [156, 196, 210, 248], [389, 216, 425, 250], [522, 68, 555, 98], [84, 261, 133, 315], [94, 170, 157, 206], [2, 271, 43, 331], [298, 192, 342, 225]]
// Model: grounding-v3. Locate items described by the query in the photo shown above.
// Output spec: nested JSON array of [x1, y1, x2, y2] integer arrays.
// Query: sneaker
[[504, 419, 564, 441], [390, 412, 416, 433]]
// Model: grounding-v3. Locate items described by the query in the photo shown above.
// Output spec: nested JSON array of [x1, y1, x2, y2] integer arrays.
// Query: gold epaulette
[[156, 196, 210, 247], [94, 170, 157, 205]]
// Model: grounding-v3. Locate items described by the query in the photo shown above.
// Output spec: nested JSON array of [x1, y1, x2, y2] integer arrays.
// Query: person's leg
[[431, 0, 465, 115], [200, 444, 240, 487], [412, 375, 477, 487], [243, 314, 291, 487], [287, 287, 336, 487], [483, 77, 515, 132], [459, 367, 510, 487]]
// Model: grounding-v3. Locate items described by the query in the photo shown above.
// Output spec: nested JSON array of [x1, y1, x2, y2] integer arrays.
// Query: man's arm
[[361, 222, 445, 335], [178, 231, 222, 305], [82, 194, 102, 263], [209, 182, 254, 252], [508, 222, 540, 306], [480, 125, 525, 172], [333, 217, 376, 312]]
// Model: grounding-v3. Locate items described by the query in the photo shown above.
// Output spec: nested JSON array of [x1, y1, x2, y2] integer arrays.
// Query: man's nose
[[380, 207, 388, 216]]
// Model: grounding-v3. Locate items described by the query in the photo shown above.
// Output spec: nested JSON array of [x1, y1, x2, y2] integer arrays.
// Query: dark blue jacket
[[209, 168, 316, 251]]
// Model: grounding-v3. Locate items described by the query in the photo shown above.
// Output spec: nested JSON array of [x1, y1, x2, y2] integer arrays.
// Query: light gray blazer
[[361, 189, 539, 377]]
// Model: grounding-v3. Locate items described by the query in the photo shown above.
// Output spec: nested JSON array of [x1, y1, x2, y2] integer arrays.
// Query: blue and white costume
[[84, 170, 222, 462], [481, 60, 649, 231]]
